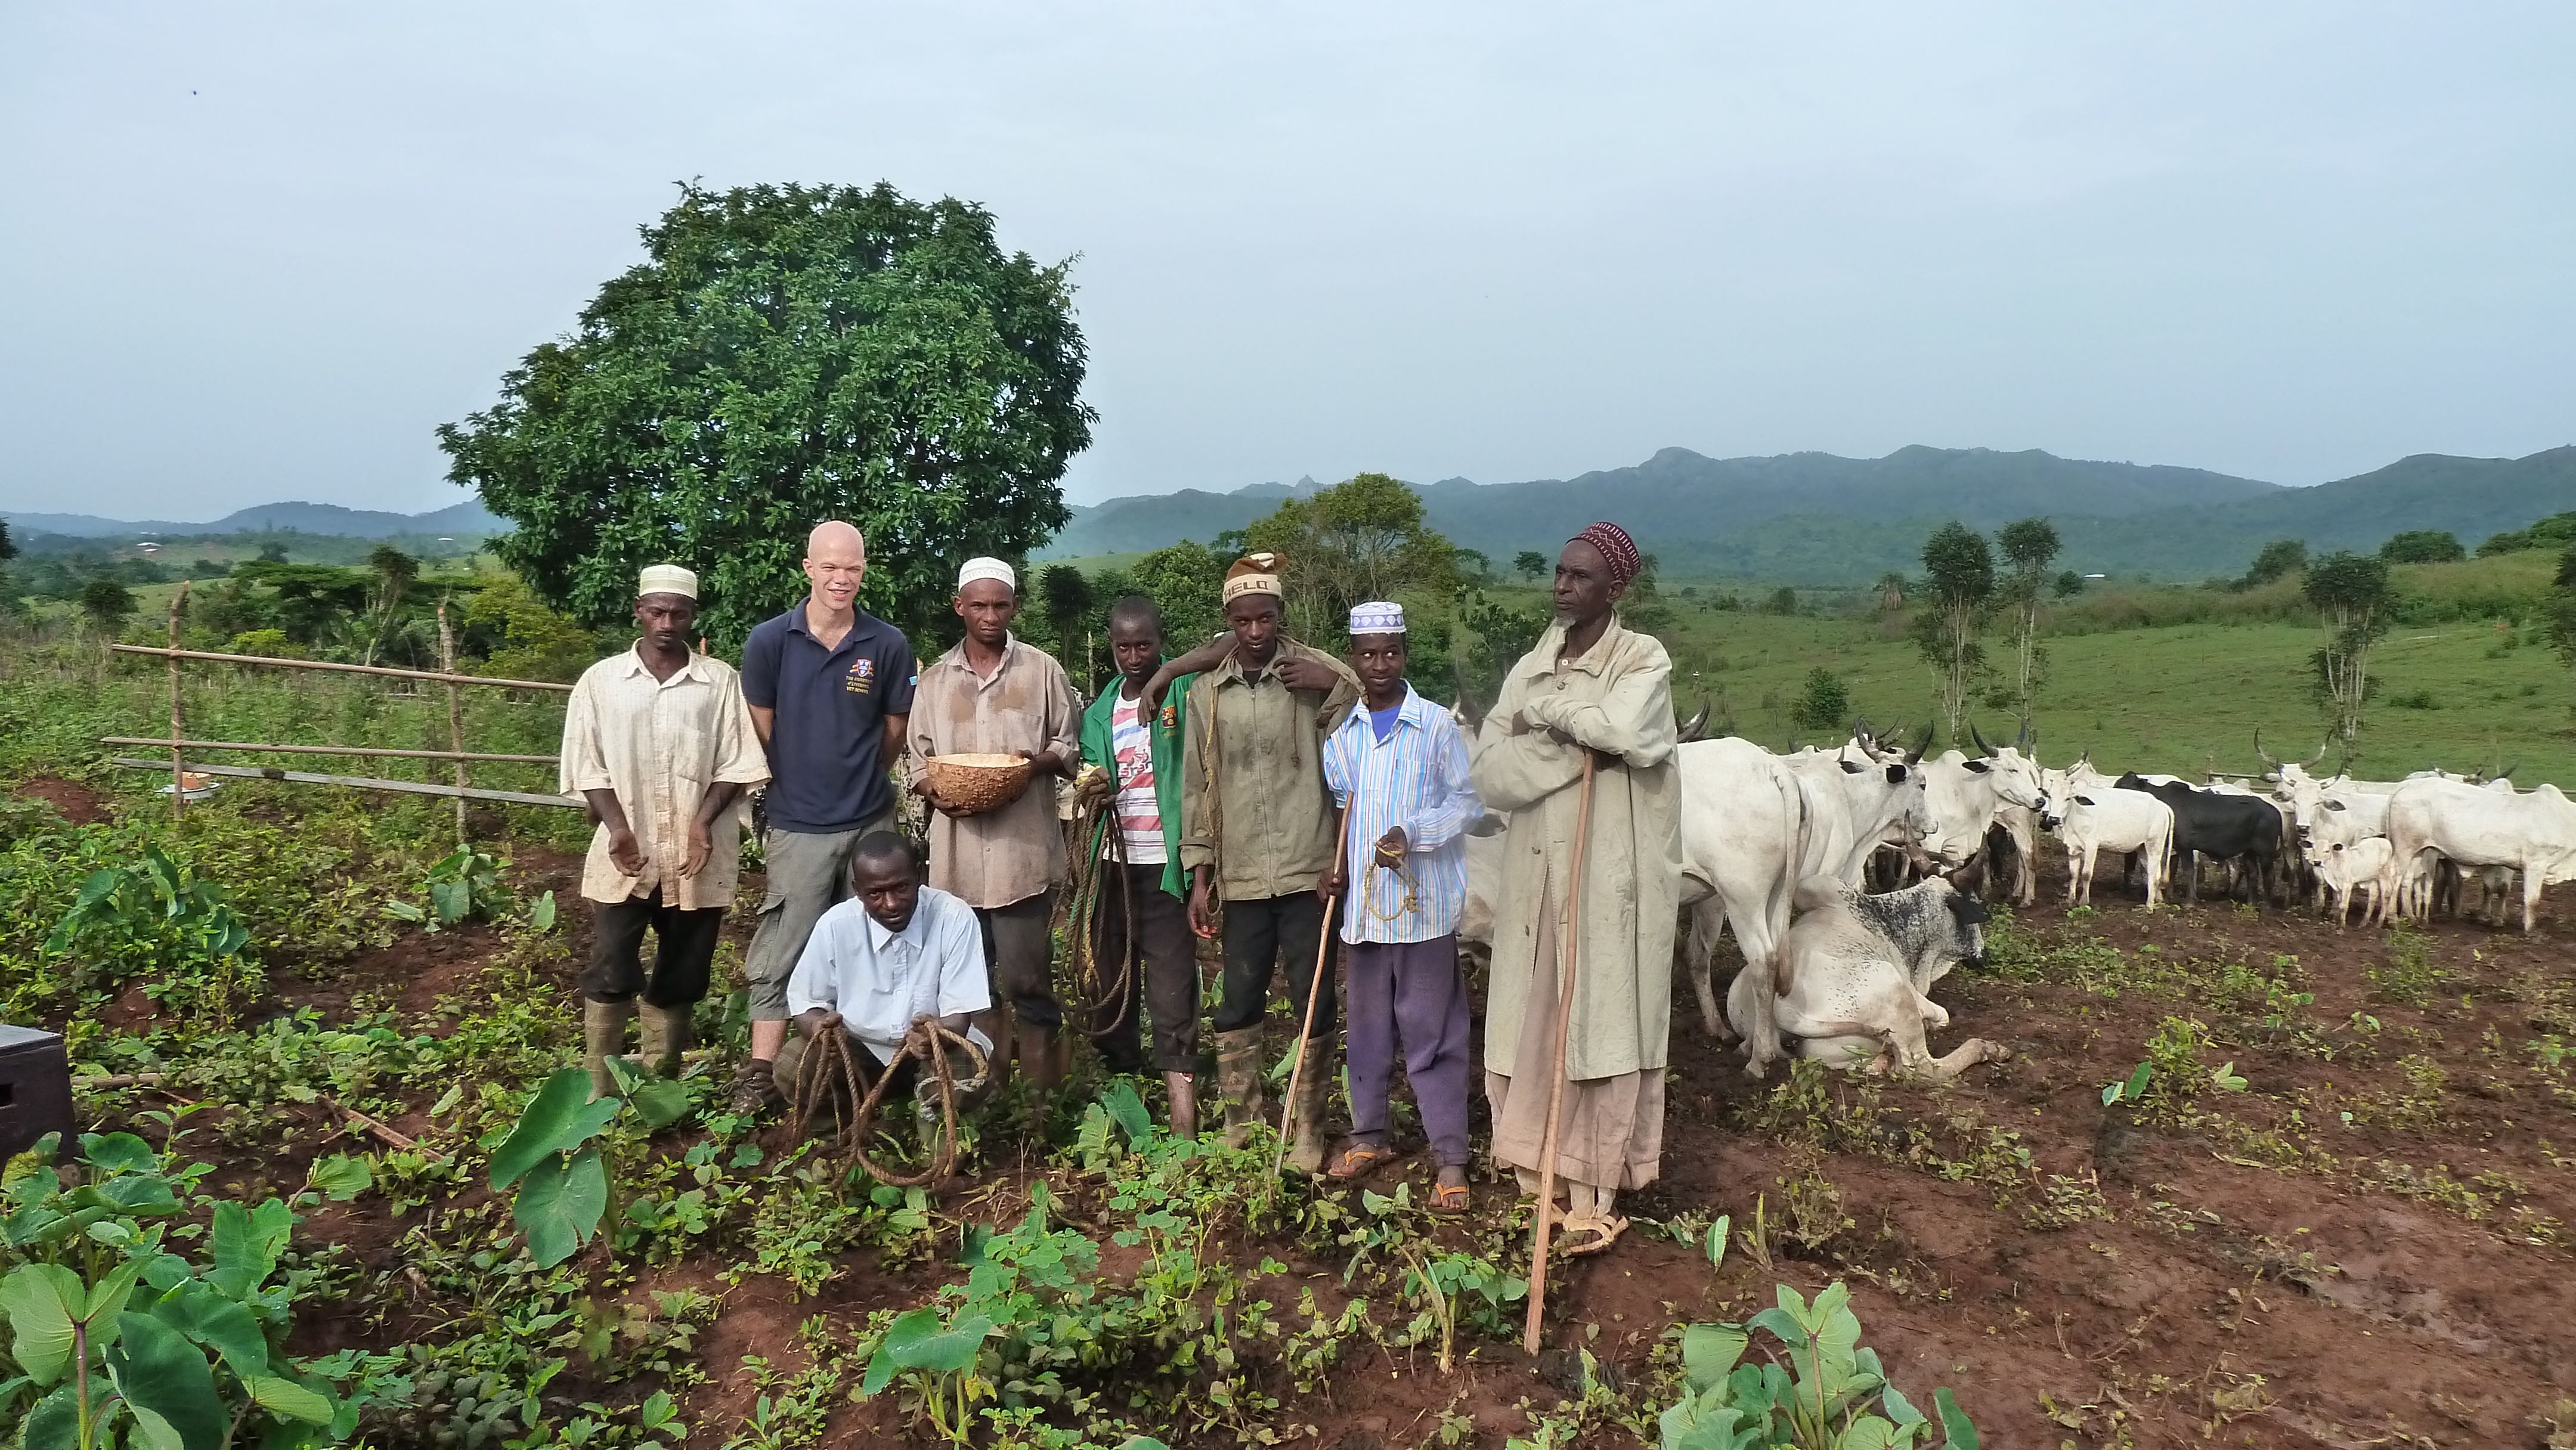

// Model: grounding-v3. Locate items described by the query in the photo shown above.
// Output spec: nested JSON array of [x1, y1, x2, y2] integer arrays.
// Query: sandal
[[1556, 1212, 1630, 1257], [1325, 1139, 1397, 1180], [1430, 1180, 1471, 1214]]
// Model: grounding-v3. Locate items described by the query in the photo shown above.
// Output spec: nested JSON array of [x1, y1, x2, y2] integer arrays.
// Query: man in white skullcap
[[903, 556, 1081, 1107], [559, 565, 770, 1096]]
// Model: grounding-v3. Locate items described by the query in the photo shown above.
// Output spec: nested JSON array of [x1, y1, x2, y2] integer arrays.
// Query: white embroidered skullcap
[[1348, 600, 1405, 635], [637, 564, 698, 600], [957, 557, 1017, 591]]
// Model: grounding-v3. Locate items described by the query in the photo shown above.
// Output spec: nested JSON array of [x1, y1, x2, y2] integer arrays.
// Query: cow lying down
[[1755, 875, 2014, 1082]]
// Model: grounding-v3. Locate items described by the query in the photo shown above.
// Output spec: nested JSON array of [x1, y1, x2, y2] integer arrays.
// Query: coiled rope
[[784, 1012, 989, 1187]]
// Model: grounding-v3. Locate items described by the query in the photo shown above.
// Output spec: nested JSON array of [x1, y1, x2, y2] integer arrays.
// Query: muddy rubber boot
[[1215, 1027, 1267, 1150], [1287, 1041, 1331, 1174], [583, 998, 635, 1101], [637, 1003, 690, 1078]]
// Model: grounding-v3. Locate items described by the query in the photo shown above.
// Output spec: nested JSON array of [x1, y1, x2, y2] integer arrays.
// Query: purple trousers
[[1345, 934, 1473, 1167]]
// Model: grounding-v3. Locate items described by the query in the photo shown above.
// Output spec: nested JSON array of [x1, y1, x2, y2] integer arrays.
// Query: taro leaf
[[382, 901, 428, 924], [19, 1381, 88, 1450], [2125, 1062, 2153, 1099], [150, 1280, 270, 1378], [863, 1307, 942, 1396], [429, 878, 473, 925], [514, 1148, 608, 1268], [606, 1059, 693, 1131], [206, 1200, 293, 1297], [247, 1373, 336, 1425], [100, 1172, 182, 1216], [1933, 1388, 1979, 1448], [107, 1311, 227, 1450], [490, 1070, 623, 1190], [1706, 1214, 1731, 1271], [1748, 1305, 1808, 1350], [79, 1132, 160, 1176], [307, 1155, 372, 1203], [1116, 1440, 1174, 1450], [1658, 1393, 1757, 1450], [886, 1311, 992, 1371], [528, 891, 558, 932], [1882, 1381, 1926, 1427], [1831, 1415, 1905, 1450], [1679, 1322, 1749, 1390], [0, 1263, 83, 1384], [1100, 1080, 1152, 1145]]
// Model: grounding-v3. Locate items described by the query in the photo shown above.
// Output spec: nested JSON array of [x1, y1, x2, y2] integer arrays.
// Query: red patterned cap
[[1569, 522, 1641, 585]]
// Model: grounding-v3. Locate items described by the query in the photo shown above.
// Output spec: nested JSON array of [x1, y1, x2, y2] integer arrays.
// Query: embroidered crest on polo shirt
[[845, 658, 874, 694]]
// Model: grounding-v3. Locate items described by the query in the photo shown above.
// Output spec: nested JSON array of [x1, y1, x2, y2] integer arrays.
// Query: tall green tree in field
[[1913, 522, 1995, 743], [2303, 552, 2396, 760], [1038, 563, 1097, 688], [2545, 546, 2576, 698], [1515, 550, 1547, 580], [1995, 517, 2060, 727], [79, 576, 136, 654], [362, 544, 420, 666], [438, 182, 1095, 643], [1243, 472, 1458, 647]]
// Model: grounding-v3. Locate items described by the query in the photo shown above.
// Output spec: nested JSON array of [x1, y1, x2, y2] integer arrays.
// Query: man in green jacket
[[1074, 596, 1203, 1137]]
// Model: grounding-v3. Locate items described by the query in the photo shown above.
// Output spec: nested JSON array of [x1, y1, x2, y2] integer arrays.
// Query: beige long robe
[[1472, 618, 1683, 1083]]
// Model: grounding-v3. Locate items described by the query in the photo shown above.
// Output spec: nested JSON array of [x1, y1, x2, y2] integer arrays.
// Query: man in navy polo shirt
[[730, 519, 919, 1114]]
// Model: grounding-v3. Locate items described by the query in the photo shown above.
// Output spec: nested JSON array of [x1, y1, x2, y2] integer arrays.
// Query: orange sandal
[[1326, 1139, 1397, 1179], [1430, 1180, 1471, 1214]]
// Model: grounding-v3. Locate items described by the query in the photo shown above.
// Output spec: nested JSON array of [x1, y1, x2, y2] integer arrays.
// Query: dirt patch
[[16, 774, 109, 825]]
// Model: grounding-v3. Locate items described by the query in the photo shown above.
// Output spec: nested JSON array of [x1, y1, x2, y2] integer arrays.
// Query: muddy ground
[[38, 764, 2575, 1449]]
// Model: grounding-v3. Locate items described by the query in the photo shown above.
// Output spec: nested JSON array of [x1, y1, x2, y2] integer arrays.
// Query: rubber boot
[[1164, 1070, 1199, 1141], [1215, 1027, 1267, 1150], [1287, 1040, 1331, 1174], [583, 998, 634, 1101], [638, 1003, 690, 1078]]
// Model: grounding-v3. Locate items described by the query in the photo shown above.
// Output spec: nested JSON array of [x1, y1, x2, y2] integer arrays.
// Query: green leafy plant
[[488, 1070, 622, 1268], [1658, 1282, 1978, 1449], [42, 845, 259, 1026], [860, 1307, 994, 1443], [385, 848, 511, 930]]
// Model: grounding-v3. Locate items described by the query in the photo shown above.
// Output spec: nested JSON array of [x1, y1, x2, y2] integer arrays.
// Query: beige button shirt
[[905, 637, 1081, 909], [1178, 640, 1360, 901], [559, 646, 771, 910]]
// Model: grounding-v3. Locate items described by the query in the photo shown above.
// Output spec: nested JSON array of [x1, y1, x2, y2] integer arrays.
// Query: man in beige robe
[[1470, 521, 1682, 1255]]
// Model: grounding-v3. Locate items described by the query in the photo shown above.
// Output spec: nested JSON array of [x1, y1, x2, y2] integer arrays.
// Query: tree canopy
[[1240, 473, 1458, 647], [2378, 529, 2464, 565], [439, 181, 1095, 643]]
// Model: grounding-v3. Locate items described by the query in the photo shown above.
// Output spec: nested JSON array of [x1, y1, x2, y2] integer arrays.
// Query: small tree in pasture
[[1996, 516, 2060, 726], [2303, 552, 2395, 759], [1038, 563, 1098, 688], [2238, 538, 2307, 590], [2379, 529, 2464, 565], [2051, 569, 2083, 598], [1790, 668, 1851, 734], [363, 544, 420, 667], [1515, 550, 1548, 580], [1242, 472, 1457, 647], [1914, 521, 1995, 743]]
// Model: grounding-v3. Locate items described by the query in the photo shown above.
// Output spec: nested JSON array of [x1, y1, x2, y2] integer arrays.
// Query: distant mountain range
[[1041, 444, 2576, 582], [14, 442, 2574, 584], [1, 499, 500, 540]]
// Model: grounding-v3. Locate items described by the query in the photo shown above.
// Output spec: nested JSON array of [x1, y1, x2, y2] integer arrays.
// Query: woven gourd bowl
[[925, 753, 1033, 813]]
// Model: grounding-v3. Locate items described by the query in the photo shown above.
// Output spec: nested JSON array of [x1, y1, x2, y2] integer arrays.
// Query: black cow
[[2111, 773, 2284, 904]]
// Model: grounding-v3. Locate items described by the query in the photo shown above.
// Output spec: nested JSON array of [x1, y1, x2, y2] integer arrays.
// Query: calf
[[1765, 875, 2012, 1082], [2113, 773, 2284, 904], [2045, 790, 2175, 907], [2305, 836, 2395, 928]]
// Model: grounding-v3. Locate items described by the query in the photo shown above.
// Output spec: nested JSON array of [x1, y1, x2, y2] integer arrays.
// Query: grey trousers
[[742, 813, 894, 1020]]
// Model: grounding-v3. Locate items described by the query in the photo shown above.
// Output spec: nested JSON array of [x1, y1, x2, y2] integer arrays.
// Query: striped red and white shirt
[[1107, 693, 1167, 865]]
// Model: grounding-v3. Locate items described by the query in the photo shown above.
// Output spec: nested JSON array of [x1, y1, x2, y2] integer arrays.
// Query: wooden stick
[[166, 582, 190, 821], [106, 757, 583, 808], [320, 1095, 436, 1156], [438, 602, 467, 848], [1523, 753, 1600, 1355], [102, 738, 559, 764], [109, 644, 574, 692], [1274, 808, 1357, 1178]]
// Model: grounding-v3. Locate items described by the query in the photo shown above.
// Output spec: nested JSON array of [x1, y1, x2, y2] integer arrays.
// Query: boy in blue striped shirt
[[1317, 602, 1483, 1212]]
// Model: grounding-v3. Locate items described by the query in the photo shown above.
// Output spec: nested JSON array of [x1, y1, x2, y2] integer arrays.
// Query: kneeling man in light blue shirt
[[779, 832, 993, 1107]]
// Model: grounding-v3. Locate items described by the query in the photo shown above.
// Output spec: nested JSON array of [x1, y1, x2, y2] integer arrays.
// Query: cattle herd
[[1461, 713, 2576, 1083]]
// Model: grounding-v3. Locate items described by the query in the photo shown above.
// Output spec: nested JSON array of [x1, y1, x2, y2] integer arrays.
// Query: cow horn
[[1678, 699, 1710, 742], [2254, 727, 2279, 769], [2303, 739, 2329, 767], [1853, 714, 1874, 745], [1968, 719, 1994, 758], [2496, 760, 2519, 783], [1905, 724, 1934, 765]]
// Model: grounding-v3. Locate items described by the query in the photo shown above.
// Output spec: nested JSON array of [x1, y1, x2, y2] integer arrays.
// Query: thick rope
[[784, 1012, 990, 1188], [1060, 804, 1143, 1037]]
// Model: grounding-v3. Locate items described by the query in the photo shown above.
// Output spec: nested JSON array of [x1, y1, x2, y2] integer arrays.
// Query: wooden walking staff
[[166, 581, 191, 820], [1522, 753, 1600, 1354], [437, 601, 466, 849], [1274, 808, 1357, 1177]]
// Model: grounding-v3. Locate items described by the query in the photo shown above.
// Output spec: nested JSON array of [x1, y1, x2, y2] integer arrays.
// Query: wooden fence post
[[438, 602, 466, 850], [167, 581, 191, 822]]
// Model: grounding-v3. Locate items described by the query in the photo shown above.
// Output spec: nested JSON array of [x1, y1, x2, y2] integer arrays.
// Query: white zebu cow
[[1769, 875, 2011, 1080], [1916, 740, 2050, 874], [2386, 778, 2576, 931], [2042, 788, 2175, 907], [2305, 836, 2396, 928]]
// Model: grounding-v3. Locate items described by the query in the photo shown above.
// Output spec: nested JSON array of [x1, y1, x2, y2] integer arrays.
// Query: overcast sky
[[4, 4, 2571, 520]]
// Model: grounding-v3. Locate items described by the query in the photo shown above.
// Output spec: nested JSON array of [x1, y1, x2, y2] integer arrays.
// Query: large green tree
[[2303, 552, 2396, 757], [1995, 516, 2060, 725], [438, 182, 1095, 643], [1241, 472, 1458, 647]]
